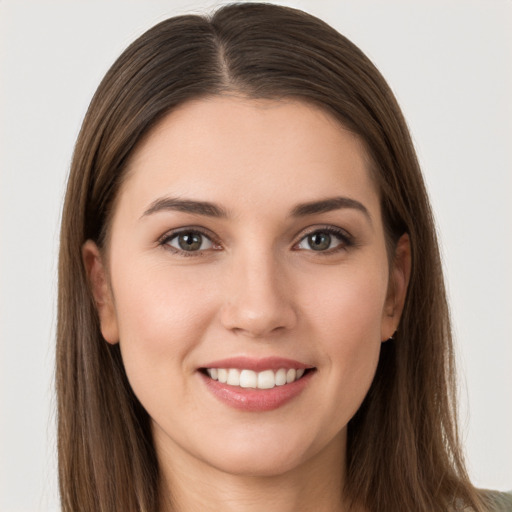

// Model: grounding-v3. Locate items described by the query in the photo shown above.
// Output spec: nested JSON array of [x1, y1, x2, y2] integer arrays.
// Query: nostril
[[219, 278, 298, 336]]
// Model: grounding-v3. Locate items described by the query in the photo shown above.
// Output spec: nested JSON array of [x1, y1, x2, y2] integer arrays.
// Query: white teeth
[[239, 369, 257, 388], [257, 370, 275, 389], [275, 368, 287, 386], [286, 368, 296, 383], [205, 367, 309, 389], [227, 369, 240, 386]]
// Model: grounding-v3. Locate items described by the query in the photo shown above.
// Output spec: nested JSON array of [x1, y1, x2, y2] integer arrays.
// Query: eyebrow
[[291, 196, 372, 223], [141, 197, 229, 219], [141, 195, 371, 223]]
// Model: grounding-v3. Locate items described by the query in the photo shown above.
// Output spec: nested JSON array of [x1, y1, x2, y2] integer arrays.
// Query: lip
[[201, 356, 313, 372], [199, 357, 316, 412]]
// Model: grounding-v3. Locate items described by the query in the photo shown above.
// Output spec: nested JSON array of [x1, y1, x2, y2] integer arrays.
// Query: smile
[[199, 357, 315, 411], [205, 368, 306, 389]]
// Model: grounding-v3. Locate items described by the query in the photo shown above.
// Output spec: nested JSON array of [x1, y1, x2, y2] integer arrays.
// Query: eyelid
[[293, 225, 354, 251], [158, 226, 222, 255], [157, 224, 354, 256]]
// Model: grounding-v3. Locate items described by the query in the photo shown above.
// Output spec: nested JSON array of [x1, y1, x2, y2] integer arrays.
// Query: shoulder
[[483, 490, 512, 511]]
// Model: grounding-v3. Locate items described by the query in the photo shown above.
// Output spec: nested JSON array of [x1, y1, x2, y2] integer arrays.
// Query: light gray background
[[1, 1, 511, 510]]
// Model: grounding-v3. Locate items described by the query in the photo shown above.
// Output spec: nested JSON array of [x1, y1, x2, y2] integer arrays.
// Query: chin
[[206, 447, 309, 478], [196, 426, 343, 479]]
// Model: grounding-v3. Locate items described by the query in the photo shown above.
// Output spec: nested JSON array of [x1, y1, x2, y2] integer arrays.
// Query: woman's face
[[84, 96, 409, 478]]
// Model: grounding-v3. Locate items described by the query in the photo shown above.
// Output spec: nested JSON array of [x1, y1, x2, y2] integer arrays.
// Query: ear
[[82, 240, 119, 344], [381, 233, 411, 342]]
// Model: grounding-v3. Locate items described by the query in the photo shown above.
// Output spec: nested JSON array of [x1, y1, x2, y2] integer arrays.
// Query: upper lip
[[200, 356, 314, 372]]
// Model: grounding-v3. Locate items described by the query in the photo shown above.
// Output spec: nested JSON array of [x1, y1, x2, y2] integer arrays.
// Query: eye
[[163, 230, 214, 253], [295, 228, 351, 252]]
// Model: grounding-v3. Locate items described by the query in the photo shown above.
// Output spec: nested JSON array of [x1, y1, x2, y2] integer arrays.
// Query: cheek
[[113, 256, 217, 337], [110, 259, 220, 391], [299, 263, 387, 407], [302, 261, 388, 341]]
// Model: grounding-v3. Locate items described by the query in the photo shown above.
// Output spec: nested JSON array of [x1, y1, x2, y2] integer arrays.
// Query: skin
[[83, 96, 410, 512]]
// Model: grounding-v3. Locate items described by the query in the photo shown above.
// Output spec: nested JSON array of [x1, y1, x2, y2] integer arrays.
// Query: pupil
[[309, 232, 331, 251], [178, 232, 201, 251]]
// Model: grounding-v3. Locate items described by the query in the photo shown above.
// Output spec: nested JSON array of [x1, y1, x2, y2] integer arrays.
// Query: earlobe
[[381, 233, 411, 341], [82, 240, 119, 344]]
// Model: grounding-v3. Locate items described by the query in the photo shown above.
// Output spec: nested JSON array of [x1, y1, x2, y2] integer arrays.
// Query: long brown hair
[[57, 3, 486, 511]]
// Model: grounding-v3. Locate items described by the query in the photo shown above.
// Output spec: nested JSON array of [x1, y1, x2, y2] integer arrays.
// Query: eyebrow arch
[[291, 196, 372, 223], [141, 195, 371, 223], [141, 197, 228, 219]]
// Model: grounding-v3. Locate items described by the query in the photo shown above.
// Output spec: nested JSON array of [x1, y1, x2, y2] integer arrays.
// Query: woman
[[56, 3, 511, 511]]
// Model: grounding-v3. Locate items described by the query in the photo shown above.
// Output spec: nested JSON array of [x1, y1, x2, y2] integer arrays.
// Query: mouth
[[200, 367, 311, 389], [199, 357, 316, 411]]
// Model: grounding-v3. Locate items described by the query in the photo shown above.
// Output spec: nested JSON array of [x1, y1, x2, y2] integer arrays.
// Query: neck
[[157, 430, 357, 512]]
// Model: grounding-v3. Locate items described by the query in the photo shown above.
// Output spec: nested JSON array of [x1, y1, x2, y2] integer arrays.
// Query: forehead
[[117, 96, 380, 221]]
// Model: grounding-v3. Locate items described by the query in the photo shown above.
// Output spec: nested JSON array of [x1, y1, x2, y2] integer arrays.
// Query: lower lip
[[200, 370, 314, 411]]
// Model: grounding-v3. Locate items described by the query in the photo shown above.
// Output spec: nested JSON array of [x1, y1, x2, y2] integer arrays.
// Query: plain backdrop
[[1, 1, 511, 510]]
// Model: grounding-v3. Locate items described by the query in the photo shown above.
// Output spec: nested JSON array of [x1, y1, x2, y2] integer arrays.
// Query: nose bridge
[[220, 246, 296, 337]]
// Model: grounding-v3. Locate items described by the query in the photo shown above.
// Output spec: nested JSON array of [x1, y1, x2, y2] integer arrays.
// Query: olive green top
[[486, 490, 512, 511]]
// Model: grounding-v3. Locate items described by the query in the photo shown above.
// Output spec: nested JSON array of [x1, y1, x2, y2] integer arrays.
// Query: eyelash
[[158, 225, 354, 257], [294, 226, 354, 253], [158, 227, 221, 257]]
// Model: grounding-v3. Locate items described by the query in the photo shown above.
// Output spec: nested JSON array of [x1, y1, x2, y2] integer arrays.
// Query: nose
[[220, 251, 298, 338]]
